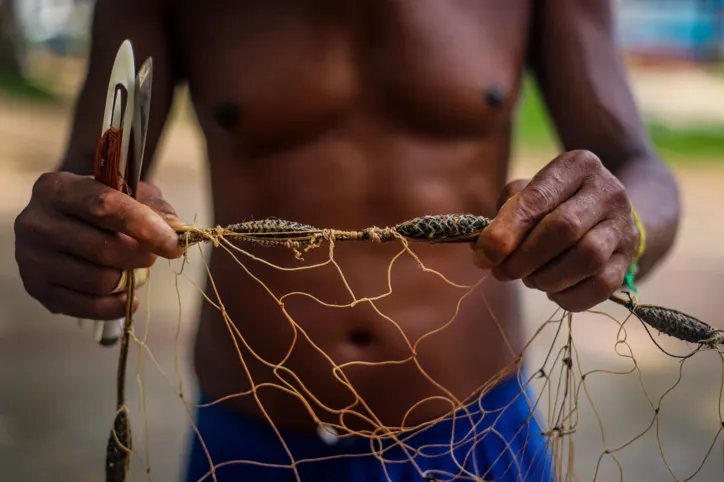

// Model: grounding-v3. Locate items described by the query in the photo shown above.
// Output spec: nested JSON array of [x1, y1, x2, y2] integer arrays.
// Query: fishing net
[[103, 214, 724, 482]]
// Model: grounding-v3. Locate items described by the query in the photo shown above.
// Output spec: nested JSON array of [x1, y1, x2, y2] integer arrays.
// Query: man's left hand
[[472, 150, 640, 312]]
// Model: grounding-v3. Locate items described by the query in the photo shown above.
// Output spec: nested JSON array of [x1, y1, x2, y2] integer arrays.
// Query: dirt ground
[[1, 81, 723, 481]]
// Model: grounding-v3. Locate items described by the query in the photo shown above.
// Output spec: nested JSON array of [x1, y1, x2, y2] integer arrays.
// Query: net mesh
[[105, 214, 724, 482]]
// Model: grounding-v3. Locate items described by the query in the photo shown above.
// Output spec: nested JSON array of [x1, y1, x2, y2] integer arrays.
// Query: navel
[[212, 101, 242, 130], [483, 84, 506, 109], [347, 328, 375, 347]]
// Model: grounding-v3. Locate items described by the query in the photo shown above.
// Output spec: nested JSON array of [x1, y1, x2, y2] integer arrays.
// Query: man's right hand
[[14, 171, 183, 321]]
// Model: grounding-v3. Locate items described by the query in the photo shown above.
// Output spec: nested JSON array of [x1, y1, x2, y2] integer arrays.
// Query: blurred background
[[1, 0, 724, 481]]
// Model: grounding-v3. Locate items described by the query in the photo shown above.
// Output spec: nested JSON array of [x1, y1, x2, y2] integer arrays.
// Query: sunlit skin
[[15, 0, 679, 432]]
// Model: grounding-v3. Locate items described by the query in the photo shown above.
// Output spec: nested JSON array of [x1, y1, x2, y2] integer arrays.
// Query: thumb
[[496, 178, 531, 212], [471, 178, 531, 270]]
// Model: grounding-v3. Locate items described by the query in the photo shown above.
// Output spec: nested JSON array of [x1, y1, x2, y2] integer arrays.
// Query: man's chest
[[171, 0, 533, 149]]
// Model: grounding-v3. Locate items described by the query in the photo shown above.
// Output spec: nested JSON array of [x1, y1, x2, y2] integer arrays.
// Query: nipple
[[484, 84, 506, 109]]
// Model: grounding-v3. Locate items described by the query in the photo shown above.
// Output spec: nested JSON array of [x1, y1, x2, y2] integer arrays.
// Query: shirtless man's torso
[[14, 1, 680, 480]]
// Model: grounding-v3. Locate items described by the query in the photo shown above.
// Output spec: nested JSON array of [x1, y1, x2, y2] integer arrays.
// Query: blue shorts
[[184, 373, 553, 481]]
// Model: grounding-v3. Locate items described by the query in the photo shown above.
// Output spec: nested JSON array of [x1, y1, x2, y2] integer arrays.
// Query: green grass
[[0, 69, 57, 102], [513, 78, 558, 150], [647, 124, 724, 162], [514, 77, 724, 164]]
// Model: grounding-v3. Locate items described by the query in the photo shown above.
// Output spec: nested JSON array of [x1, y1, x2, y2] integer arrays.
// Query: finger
[[17, 209, 156, 270], [492, 184, 610, 280], [45, 173, 181, 258], [41, 251, 125, 296], [496, 179, 531, 211], [523, 220, 620, 293], [474, 152, 600, 268], [548, 252, 629, 313], [43, 285, 138, 321]]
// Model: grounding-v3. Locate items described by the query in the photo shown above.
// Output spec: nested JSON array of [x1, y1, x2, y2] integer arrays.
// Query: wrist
[[624, 205, 646, 293]]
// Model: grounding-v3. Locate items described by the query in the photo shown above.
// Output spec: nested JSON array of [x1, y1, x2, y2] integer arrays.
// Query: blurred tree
[[0, 0, 24, 77]]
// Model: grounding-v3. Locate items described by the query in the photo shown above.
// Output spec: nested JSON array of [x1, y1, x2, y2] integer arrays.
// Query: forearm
[[609, 152, 681, 281]]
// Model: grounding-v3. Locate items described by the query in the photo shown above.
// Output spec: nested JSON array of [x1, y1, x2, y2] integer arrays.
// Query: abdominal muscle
[[191, 133, 525, 433]]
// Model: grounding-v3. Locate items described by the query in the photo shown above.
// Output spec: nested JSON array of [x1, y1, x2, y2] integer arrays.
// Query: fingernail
[[158, 230, 181, 257]]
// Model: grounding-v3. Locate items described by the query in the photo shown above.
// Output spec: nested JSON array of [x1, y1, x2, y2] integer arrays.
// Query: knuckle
[[523, 185, 552, 212], [590, 170, 626, 202], [549, 212, 582, 243], [88, 189, 118, 219], [606, 179, 629, 205], [13, 209, 44, 240], [580, 237, 608, 272], [572, 150, 602, 170], [516, 186, 551, 225], [13, 209, 30, 236], [32, 172, 61, 198], [611, 177, 627, 196]]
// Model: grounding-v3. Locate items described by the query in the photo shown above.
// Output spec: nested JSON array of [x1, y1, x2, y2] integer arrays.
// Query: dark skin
[[14, 0, 679, 432]]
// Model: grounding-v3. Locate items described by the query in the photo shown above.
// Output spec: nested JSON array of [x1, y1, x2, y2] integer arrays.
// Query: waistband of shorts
[[195, 368, 536, 447]]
